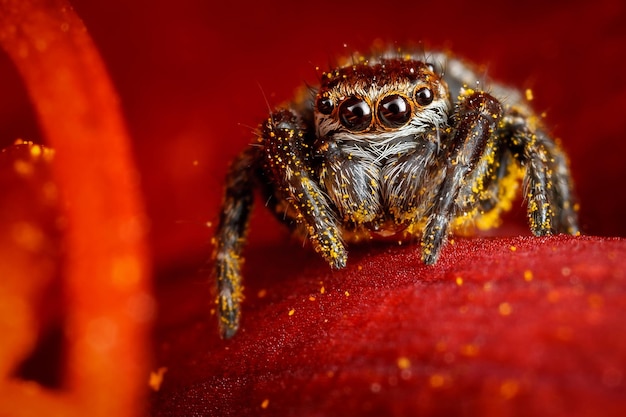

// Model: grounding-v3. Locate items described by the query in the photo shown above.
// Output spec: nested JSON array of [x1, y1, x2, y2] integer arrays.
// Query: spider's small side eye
[[338, 96, 372, 131], [316, 96, 335, 115], [414, 86, 434, 106], [378, 94, 411, 128]]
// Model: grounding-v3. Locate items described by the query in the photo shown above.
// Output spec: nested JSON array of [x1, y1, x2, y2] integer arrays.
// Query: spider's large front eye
[[414, 86, 434, 106], [378, 94, 411, 128], [338, 96, 372, 131]]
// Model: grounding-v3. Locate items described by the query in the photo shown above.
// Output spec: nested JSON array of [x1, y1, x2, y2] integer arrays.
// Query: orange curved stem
[[0, 1, 151, 416]]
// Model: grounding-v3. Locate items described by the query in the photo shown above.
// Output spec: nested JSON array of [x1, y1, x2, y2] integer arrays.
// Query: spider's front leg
[[503, 111, 579, 236], [262, 109, 347, 269], [422, 91, 504, 264]]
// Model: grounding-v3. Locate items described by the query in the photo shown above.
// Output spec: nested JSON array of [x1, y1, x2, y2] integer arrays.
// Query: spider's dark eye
[[414, 86, 434, 106], [378, 94, 411, 128], [316, 96, 334, 115], [338, 96, 372, 131]]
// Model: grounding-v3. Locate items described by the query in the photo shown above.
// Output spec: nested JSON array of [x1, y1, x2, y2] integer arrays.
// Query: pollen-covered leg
[[262, 110, 347, 268], [422, 92, 504, 264], [451, 144, 523, 233], [504, 115, 579, 235], [213, 147, 259, 338]]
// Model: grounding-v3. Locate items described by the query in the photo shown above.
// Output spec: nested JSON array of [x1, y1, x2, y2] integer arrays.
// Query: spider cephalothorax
[[213, 50, 579, 338]]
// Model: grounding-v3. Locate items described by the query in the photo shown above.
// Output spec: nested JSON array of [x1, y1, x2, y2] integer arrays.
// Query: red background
[[2, 0, 626, 415]]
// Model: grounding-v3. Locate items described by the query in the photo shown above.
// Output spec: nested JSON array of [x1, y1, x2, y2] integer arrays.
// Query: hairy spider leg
[[261, 109, 347, 269], [449, 144, 514, 233], [213, 147, 258, 338], [421, 91, 504, 264], [503, 113, 579, 235]]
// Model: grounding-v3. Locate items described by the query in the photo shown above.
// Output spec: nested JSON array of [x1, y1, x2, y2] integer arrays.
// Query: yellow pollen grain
[[429, 373, 446, 388], [257, 289, 267, 298], [309, 295, 316, 301], [509, 245, 517, 252], [148, 366, 168, 392], [455, 276, 463, 286], [344, 291, 350, 297], [320, 286, 326, 294], [261, 398, 270, 409], [525, 88, 534, 101], [30, 144, 43, 157], [397, 356, 411, 370], [288, 308, 295, 316], [523, 270, 534, 282], [498, 302, 513, 316]]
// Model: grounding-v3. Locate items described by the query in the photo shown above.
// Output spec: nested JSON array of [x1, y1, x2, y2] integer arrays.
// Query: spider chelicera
[[212, 49, 579, 338]]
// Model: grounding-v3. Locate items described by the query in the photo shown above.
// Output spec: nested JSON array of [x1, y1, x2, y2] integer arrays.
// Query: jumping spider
[[213, 50, 579, 338]]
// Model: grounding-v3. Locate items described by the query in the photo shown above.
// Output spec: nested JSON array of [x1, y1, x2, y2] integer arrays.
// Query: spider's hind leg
[[502, 110, 579, 236], [213, 146, 259, 338]]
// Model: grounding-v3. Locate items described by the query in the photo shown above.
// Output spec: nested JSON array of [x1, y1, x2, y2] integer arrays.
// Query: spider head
[[314, 58, 451, 142]]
